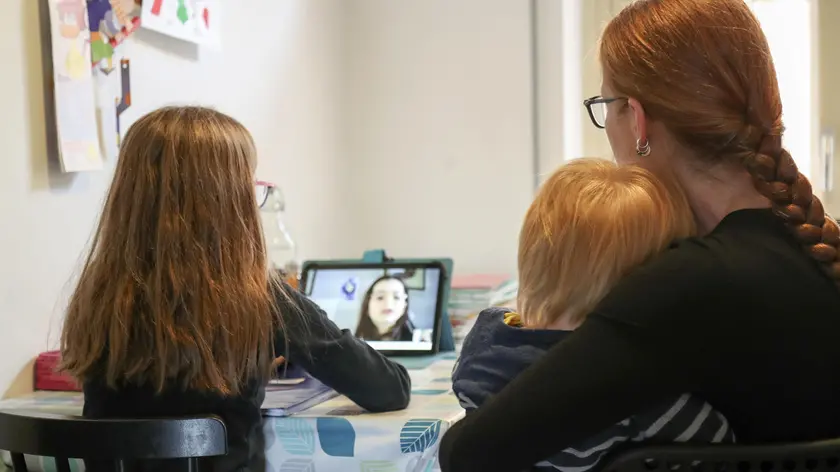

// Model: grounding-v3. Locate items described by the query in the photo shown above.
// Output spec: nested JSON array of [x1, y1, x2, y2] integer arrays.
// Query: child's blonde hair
[[517, 158, 695, 328]]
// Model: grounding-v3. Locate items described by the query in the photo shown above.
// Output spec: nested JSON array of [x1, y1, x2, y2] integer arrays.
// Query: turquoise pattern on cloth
[[0, 357, 464, 472], [399, 419, 442, 454]]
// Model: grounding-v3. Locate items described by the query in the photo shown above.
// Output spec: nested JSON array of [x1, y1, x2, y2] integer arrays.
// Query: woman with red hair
[[439, 1, 840, 471]]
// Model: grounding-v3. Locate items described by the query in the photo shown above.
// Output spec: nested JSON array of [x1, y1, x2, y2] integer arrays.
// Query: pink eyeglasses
[[255, 180, 275, 209]]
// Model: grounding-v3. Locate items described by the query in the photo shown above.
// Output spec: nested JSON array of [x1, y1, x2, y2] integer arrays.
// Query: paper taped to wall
[[49, 0, 104, 172], [140, 0, 220, 47]]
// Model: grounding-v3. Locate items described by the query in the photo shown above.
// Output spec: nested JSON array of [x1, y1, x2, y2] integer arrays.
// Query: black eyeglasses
[[583, 95, 627, 129]]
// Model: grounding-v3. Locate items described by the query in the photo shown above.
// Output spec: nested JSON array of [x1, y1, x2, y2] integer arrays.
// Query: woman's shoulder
[[613, 207, 828, 292], [625, 234, 738, 288], [593, 208, 840, 342], [592, 217, 818, 332]]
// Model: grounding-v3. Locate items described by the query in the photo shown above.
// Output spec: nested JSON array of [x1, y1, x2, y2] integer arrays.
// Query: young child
[[452, 159, 734, 472], [61, 106, 411, 472]]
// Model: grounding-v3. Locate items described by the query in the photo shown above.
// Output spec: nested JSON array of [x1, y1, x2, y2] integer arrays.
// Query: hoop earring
[[636, 138, 651, 157]]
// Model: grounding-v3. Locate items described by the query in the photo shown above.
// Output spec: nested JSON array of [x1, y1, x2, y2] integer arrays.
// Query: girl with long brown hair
[[60, 106, 410, 472], [440, 1, 840, 471], [354, 275, 415, 341]]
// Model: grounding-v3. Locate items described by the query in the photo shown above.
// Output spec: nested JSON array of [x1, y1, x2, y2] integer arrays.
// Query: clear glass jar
[[258, 183, 299, 286]]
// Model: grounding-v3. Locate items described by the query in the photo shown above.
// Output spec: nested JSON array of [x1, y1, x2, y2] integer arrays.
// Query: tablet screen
[[302, 264, 443, 352]]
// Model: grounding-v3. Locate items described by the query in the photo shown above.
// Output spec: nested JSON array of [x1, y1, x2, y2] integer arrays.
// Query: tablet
[[300, 261, 447, 356]]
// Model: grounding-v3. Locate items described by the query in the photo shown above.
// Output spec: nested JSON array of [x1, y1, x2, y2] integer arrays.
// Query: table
[[0, 354, 463, 472]]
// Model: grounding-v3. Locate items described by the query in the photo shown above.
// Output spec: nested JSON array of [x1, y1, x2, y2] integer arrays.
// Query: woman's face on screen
[[367, 279, 408, 334]]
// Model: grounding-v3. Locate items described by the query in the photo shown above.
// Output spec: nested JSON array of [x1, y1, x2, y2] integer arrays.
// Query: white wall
[[341, 0, 535, 275], [534, 0, 582, 181], [534, 0, 614, 168], [749, 0, 817, 187], [579, 0, 625, 158], [0, 0, 346, 395], [820, 0, 840, 214]]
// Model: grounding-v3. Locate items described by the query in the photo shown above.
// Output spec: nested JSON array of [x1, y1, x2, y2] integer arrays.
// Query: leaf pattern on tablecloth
[[274, 417, 316, 455], [399, 419, 442, 454], [280, 458, 316, 472], [317, 417, 356, 457], [360, 460, 398, 472]]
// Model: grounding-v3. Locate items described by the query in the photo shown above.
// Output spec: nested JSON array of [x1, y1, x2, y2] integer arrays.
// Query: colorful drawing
[[87, 0, 141, 73], [176, 0, 188, 24], [93, 45, 132, 159], [55, 0, 88, 80], [140, 0, 220, 46], [48, 0, 104, 172]]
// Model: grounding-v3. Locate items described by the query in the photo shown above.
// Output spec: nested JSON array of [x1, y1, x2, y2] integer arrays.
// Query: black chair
[[599, 439, 840, 472], [0, 409, 227, 472]]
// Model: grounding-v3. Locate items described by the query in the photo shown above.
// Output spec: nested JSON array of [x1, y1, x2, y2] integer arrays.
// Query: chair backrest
[[0, 409, 227, 472], [599, 439, 840, 472]]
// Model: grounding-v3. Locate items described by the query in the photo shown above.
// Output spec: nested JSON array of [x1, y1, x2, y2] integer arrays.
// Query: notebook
[[261, 375, 339, 417]]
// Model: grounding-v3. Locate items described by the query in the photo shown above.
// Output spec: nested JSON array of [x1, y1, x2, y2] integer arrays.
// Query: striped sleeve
[[538, 417, 636, 472], [634, 394, 735, 444], [538, 394, 734, 472]]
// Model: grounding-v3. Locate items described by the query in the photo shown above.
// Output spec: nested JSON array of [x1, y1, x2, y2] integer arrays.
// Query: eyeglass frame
[[255, 180, 276, 209], [583, 95, 628, 129]]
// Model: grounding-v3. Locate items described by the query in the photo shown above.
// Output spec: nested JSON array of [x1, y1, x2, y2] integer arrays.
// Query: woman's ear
[[628, 98, 647, 142]]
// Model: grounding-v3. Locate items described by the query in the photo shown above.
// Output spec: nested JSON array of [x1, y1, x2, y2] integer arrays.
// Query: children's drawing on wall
[[140, 0, 220, 47], [93, 53, 132, 159], [49, 0, 104, 172], [87, 1, 135, 158], [55, 0, 89, 79], [87, 0, 141, 73]]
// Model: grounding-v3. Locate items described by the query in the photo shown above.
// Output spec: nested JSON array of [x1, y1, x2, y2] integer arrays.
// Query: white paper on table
[[261, 376, 338, 417], [140, 0, 221, 48], [268, 378, 306, 386], [48, 0, 103, 172]]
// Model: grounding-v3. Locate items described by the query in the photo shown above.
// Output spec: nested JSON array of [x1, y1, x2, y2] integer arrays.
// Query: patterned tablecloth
[[0, 354, 464, 472]]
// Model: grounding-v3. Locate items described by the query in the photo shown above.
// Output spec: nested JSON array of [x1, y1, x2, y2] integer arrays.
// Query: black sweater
[[439, 209, 840, 472], [83, 284, 411, 472]]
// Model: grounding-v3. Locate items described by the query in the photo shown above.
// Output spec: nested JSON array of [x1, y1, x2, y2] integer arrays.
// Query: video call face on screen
[[304, 267, 440, 351]]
